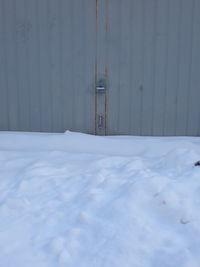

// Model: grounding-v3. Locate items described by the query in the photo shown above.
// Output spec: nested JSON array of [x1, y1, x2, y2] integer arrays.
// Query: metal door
[[0, 0, 96, 134], [103, 0, 200, 136]]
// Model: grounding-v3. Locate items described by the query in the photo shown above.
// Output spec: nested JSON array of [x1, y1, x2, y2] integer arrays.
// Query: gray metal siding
[[187, 0, 200, 135], [0, 0, 200, 136], [106, 0, 200, 136], [0, 0, 96, 133]]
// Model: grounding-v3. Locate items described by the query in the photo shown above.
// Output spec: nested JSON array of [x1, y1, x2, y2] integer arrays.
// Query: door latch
[[96, 79, 106, 93], [96, 86, 105, 93], [98, 114, 104, 129]]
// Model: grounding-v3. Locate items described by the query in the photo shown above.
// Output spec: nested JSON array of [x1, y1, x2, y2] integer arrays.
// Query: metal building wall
[[107, 0, 200, 136], [0, 0, 96, 133], [0, 0, 200, 136]]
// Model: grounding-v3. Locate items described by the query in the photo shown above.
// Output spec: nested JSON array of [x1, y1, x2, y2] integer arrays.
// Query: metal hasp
[[97, 114, 104, 129], [95, 78, 107, 135], [96, 86, 105, 93], [96, 79, 106, 93]]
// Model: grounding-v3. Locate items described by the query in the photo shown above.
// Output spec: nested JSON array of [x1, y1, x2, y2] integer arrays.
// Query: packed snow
[[0, 131, 200, 267]]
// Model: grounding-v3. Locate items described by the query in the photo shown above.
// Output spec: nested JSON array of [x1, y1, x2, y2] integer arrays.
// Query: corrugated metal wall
[[107, 0, 200, 135], [0, 0, 96, 133], [0, 0, 200, 136]]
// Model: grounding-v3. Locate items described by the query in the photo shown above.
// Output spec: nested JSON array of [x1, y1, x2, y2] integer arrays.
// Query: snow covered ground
[[0, 131, 200, 267]]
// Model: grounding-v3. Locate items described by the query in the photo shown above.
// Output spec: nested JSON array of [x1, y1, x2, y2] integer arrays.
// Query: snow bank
[[0, 130, 200, 157], [0, 131, 200, 267]]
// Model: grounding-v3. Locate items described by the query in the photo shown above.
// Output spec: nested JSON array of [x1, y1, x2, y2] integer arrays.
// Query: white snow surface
[[0, 131, 200, 267]]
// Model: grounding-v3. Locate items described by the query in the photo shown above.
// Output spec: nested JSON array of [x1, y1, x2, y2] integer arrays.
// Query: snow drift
[[0, 131, 200, 267]]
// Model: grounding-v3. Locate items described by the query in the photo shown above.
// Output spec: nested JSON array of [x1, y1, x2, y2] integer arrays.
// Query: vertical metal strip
[[95, 0, 107, 135]]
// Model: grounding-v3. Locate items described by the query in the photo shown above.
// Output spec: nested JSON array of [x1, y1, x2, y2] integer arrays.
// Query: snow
[[0, 131, 200, 267]]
